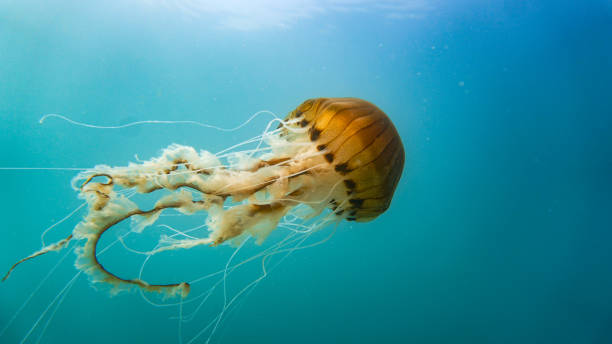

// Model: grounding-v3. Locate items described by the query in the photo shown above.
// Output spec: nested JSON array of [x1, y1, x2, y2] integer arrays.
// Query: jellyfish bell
[[283, 97, 405, 221], [3, 97, 404, 302]]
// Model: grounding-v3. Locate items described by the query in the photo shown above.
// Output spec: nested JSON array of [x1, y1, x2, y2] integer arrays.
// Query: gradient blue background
[[1, 0, 611, 343]]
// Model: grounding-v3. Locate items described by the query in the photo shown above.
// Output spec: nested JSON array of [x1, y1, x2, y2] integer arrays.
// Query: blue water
[[1, 1, 612, 343]]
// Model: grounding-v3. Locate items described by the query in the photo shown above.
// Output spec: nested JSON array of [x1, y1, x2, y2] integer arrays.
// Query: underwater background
[[1, 0, 612, 343]]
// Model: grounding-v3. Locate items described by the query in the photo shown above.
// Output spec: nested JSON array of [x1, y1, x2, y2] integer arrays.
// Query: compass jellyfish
[[2, 97, 405, 299]]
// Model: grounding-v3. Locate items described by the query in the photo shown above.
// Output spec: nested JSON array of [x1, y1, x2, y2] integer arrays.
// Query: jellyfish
[[3, 97, 404, 300]]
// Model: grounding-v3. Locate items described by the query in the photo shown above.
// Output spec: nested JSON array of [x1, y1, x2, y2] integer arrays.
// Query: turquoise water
[[1, 1, 612, 343]]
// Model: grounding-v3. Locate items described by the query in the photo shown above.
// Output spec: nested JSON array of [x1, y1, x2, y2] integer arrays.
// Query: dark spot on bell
[[335, 209, 345, 216], [299, 119, 309, 127], [349, 210, 357, 216], [349, 198, 364, 208], [324, 153, 334, 163], [334, 163, 350, 174], [309, 127, 321, 141], [343, 179, 356, 189], [317, 144, 326, 151], [347, 217, 356, 221], [295, 110, 303, 117]]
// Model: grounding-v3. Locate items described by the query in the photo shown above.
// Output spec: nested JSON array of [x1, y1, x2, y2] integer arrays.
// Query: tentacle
[[73, 184, 220, 298], [2, 235, 73, 282], [4, 139, 332, 298]]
